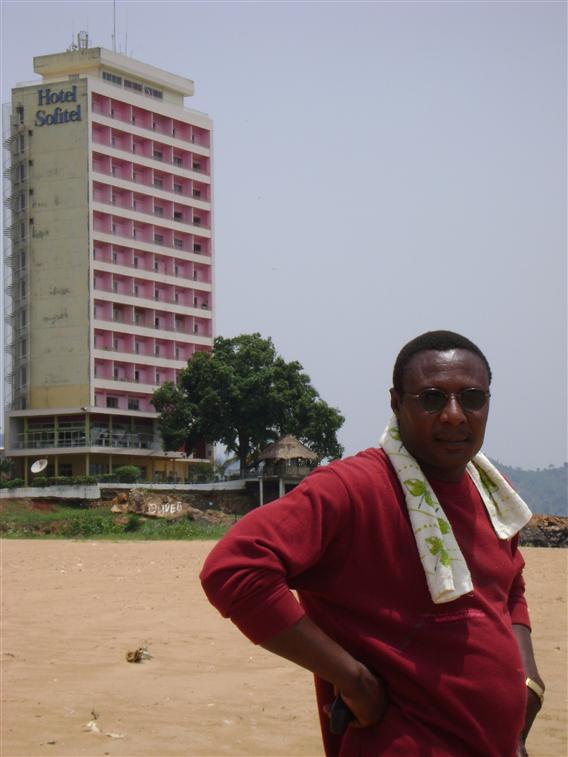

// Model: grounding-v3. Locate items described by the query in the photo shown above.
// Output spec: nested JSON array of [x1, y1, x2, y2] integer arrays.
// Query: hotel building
[[3, 36, 214, 483]]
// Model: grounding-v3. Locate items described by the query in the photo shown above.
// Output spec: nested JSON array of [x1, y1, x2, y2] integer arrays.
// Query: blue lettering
[[34, 104, 82, 127]]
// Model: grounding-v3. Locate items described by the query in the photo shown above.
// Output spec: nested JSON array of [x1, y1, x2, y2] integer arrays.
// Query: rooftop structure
[[3, 37, 214, 483]]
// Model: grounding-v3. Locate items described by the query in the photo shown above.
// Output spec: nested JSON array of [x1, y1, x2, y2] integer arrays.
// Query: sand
[[1, 541, 566, 757]]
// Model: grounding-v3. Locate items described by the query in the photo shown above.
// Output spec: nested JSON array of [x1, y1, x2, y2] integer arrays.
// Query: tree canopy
[[151, 333, 344, 475]]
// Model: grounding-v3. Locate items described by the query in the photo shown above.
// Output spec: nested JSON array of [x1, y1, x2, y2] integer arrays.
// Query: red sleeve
[[508, 535, 531, 629], [200, 467, 351, 644]]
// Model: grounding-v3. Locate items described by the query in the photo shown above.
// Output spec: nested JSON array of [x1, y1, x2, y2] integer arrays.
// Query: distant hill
[[492, 461, 567, 516]]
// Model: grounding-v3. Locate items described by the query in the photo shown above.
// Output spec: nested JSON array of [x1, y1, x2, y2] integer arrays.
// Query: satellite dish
[[30, 459, 48, 474]]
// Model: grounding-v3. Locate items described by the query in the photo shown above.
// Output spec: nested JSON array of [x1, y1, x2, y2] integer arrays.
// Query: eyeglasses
[[403, 388, 491, 414]]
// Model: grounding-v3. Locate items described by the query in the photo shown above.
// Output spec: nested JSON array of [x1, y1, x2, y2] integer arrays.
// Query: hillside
[[492, 461, 567, 516]]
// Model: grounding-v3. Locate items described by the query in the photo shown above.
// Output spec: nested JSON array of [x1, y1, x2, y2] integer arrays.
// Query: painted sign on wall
[[35, 85, 82, 127]]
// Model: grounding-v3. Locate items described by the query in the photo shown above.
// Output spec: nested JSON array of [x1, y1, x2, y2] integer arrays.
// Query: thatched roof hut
[[257, 435, 318, 463]]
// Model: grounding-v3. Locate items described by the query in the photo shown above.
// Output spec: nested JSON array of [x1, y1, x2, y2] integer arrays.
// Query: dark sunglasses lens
[[459, 389, 488, 411], [419, 389, 447, 412]]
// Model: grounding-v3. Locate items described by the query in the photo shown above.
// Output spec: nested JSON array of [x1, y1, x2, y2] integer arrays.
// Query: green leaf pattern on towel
[[425, 536, 451, 567], [403, 479, 435, 508]]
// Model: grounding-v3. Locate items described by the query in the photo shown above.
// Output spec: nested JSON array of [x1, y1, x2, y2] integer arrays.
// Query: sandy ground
[[1, 541, 566, 757]]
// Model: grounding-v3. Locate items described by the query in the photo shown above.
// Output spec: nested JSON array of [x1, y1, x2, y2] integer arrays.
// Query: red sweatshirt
[[200, 448, 530, 756]]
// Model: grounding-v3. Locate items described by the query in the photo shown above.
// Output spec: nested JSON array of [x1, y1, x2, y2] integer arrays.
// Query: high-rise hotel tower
[[3, 36, 214, 482]]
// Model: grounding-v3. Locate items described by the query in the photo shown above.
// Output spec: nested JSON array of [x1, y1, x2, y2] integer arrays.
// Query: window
[[153, 150, 163, 161], [18, 134, 25, 152], [113, 338, 119, 350], [112, 251, 118, 263], [154, 178, 163, 188], [193, 216, 201, 226], [174, 238, 183, 249], [192, 189, 201, 198], [155, 344, 160, 356], [19, 366, 27, 386], [194, 324, 199, 334], [154, 234, 164, 244], [133, 257, 139, 268], [154, 317, 160, 328], [19, 338, 27, 357], [175, 347, 180, 360], [134, 370, 140, 382], [154, 289, 160, 300], [124, 79, 143, 92], [193, 243, 201, 252], [112, 280, 118, 293], [128, 398, 140, 410], [154, 206, 164, 217], [193, 296, 198, 307], [16, 106, 24, 124], [135, 342, 140, 354], [113, 367, 120, 379], [134, 285, 139, 296], [103, 71, 122, 85], [59, 463, 73, 476], [192, 161, 201, 171], [156, 372, 161, 383], [174, 211, 183, 221], [19, 309, 27, 328], [173, 156, 183, 167], [144, 86, 163, 100], [174, 183, 182, 194], [106, 396, 118, 408], [20, 280, 26, 298]]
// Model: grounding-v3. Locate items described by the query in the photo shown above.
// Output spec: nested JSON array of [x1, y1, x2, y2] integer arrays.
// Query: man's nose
[[439, 394, 467, 424]]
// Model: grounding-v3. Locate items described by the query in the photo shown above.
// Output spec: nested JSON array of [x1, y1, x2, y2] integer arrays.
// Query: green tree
[[151, 334, 344, 476]]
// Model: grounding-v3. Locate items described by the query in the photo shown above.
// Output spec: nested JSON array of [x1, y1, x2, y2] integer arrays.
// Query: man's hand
[[262, 616, 388, 730], [338, 663, 388, 728], [513, 624, 544, 752]]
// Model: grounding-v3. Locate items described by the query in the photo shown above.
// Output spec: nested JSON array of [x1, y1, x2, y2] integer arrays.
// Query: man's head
[[390, 331, 492, 482]]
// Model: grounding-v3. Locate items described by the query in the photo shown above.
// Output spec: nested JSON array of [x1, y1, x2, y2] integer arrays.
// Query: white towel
[[379, 417, 533, 604]]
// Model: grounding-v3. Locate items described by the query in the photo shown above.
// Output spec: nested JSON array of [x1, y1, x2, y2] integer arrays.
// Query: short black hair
[[392, 330, 492, 392]]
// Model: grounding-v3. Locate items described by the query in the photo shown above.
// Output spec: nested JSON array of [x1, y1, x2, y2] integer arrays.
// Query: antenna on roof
[[112, 0, 117, 52], [78, 31, 89, 50]]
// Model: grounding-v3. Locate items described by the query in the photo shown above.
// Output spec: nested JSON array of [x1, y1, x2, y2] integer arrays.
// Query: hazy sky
[[1, 1, 566, 468]]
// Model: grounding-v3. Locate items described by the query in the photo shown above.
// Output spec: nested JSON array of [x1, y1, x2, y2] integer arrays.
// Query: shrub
[[72, 475, 98, 485], [31, 476, 49, 487], [48, 476, 72, 486], [112, 465, 142, 483], [1, 478, 24, 489], [188, 462, 214, 482]]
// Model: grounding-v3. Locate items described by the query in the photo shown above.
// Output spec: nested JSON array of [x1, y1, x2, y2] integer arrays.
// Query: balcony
[[14, 429, 161, 451]]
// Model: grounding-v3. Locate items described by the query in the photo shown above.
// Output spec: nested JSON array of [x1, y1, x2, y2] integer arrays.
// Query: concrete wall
[[15, 79, 90, 409]]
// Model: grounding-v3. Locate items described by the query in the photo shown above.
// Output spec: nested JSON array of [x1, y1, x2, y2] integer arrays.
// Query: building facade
[[3, 38, 214, 482]]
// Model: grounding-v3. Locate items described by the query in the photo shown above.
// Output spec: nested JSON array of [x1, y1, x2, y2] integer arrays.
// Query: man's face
[[390, 349, 490, 482]]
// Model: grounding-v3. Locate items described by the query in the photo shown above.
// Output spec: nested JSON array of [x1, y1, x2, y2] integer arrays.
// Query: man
[[200, 331, 544, 756]]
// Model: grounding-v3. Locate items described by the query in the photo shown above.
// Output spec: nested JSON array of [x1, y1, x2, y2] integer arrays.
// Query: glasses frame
[[402, 388, 491, 414]]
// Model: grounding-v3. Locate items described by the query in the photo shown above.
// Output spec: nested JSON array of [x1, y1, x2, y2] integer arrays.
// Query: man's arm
[[512, 623, 545, 747], [261, 615, 388, 727]]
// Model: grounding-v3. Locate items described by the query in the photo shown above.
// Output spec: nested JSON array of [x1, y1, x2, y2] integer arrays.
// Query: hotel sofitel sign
[[34, 85, 82, 127]]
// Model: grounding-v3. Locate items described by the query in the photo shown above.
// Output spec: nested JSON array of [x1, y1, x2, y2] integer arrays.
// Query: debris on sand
[[126, 644, 152, 663], [83, 710, 101, 734], [82, 709, 125, 739]]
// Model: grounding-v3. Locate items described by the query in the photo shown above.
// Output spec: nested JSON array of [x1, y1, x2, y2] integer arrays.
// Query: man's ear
[[390, 388, 401, 417]]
